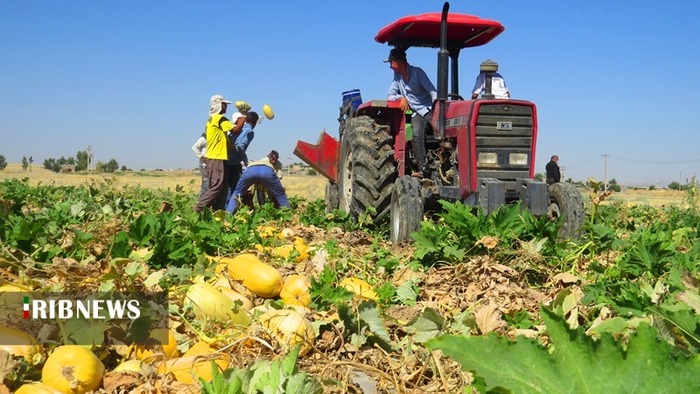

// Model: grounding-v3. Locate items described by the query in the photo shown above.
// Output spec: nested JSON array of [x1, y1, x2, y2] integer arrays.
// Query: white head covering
[[209, 94, 231, 115]]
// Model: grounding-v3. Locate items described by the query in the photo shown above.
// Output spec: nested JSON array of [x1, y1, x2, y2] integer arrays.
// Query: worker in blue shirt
[[386, 48, 437, 178]]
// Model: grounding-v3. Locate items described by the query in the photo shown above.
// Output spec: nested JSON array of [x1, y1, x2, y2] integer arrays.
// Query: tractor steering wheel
[[448, 93, 464, 101]]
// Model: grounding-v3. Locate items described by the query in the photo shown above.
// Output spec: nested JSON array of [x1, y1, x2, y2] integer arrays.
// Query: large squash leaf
[[427, 307, 700, 393]]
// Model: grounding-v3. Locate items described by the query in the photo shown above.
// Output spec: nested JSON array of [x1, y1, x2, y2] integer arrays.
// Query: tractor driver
[[386, 48, 437, 179]]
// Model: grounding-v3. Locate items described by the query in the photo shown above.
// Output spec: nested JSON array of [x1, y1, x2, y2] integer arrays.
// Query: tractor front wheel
[[338, 116, 396, 222], [547, 182, 585, 239], [390, 176, 423, 244]]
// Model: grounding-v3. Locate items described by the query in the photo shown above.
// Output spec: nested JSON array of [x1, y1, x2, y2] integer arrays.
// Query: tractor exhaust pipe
[[436, 2, 450, 139]]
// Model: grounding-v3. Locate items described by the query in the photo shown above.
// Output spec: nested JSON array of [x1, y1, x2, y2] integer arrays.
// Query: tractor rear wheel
[[547, 182, 585, 238], [390, 176, 423, 244], [325, 181, 339, 212], [338, 116, 396, 221]]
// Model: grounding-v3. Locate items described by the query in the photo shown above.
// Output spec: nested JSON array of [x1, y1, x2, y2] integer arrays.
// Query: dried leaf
[[0, 350, 16, 381], [553, 272, 581, 285], [476, 236, 499, 249], [474, 302, 504, 334]]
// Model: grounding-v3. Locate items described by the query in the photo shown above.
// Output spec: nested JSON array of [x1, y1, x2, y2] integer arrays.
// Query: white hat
[[230, 112, 245, 122], [210, 94, 232, 105]]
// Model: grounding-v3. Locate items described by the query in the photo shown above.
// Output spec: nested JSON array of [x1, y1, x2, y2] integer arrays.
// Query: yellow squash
[[280, 275, 312, 307], [259, 309, 315, 356], [262, 104, 275, 120], [14, 382, 63, 394], [340, 277, 379, 301], [133, 328, 179, 361], [225, 253, 283, 298], [158, 341, 230, 384], [42, 345, 105, 394]]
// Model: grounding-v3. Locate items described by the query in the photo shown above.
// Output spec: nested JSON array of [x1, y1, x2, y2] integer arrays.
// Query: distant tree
[[668, 181, 682, 190], [105, 159, 119, 173], [648, 185, 657, 191], [0, 155, 7, 171], [306, 169, 318, 176], [21, 156, 28, 171], [534, 173, 545, 182], [608, 178, 622, 192], [43, 156, 76, 173], [28, 156, 33, 171], [76, 150, 89, 171], [43, 158, 56, 172]]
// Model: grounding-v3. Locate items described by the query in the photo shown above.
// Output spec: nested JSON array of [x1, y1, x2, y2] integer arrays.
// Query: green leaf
[[394, 279, 418, 306], [427, 306, 700, 393], [404, 307, 445, 343], [285, 372, 324, 394], [358, 301, 394, 349], [62, 319, 107, 346]]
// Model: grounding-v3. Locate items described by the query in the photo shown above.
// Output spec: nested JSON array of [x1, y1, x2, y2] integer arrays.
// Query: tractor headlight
[[509, 153, 528, 165], [478, 152, 498, 166]]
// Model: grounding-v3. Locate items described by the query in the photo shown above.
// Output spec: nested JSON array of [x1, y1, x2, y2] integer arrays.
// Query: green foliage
[[338, 300, 395, 350], [427, 307, 700, 393], [0, 154, 7, 170], [201, 346, 323, 394], [309, 265, 353, 311], [412, 201, 558, 265]]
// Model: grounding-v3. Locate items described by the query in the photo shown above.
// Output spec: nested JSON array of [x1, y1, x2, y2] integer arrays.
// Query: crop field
[[0, 163, 327, 202], [0, 164, 698, 393], [0, 163, 686, 207]]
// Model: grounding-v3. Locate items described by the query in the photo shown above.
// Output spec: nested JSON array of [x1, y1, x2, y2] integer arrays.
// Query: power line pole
[[602, 154, 609, 192]]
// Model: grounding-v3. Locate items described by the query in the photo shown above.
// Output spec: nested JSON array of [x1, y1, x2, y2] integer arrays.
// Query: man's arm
[[236, 131, 255, 166], [387, 77, 402, 101], [472, 73, 485, 99], [192, 137, 206, 158]]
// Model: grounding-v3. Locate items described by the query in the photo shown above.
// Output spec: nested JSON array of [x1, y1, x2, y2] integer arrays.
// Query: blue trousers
[[225, 165, 289, 213]]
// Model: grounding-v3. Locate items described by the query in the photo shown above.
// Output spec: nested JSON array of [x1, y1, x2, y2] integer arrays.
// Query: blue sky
[[1, 1, 699, 186]]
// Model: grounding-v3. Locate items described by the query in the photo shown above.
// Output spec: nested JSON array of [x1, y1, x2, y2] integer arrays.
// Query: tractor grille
[[474, 103, 534, 191]]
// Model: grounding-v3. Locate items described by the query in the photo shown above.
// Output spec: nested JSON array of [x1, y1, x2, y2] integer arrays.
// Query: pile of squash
[[2, 245, 381, 392]]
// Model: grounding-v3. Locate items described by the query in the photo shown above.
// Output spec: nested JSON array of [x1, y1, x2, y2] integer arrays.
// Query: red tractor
[[294, 3, 584, 243]]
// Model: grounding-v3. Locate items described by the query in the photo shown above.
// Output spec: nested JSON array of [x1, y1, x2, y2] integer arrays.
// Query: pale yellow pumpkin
[[259, 309, 315, 356], [225, 253, 283, 298], [42, 345, 105, 394], [215, 286, 254, 310], [185, 282, 250, 326], [280, 275, 312, 307], [0, 325, 44, 365], [133, 328, 179, 361]]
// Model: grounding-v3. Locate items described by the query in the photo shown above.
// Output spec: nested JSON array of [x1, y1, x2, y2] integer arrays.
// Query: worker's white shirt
[[472, 72, 510, 99]]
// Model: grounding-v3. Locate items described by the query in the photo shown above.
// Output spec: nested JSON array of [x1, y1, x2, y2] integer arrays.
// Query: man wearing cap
[[226, 150, 289, 213], [194, 95, 246, 212], [386, 48, 437, 178], [226, 111, 259, 204]]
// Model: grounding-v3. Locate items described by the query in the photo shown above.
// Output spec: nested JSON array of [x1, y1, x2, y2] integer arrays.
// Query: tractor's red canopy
[[375, 12, 504, 49]]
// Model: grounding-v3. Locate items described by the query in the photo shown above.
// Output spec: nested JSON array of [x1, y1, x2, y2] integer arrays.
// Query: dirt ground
[[0, 163, 686, 206]]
